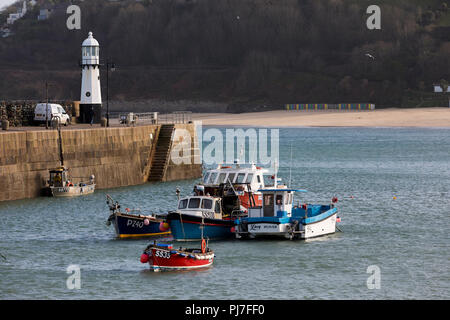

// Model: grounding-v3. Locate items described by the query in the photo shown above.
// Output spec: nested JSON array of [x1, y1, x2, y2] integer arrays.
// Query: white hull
[[299, 213, 337, 239], [51, 184, 95, 197], [244, 213, 337, 240]]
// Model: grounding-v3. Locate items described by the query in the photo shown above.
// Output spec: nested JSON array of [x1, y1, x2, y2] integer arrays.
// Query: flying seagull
[[365, 53, 375, 60]]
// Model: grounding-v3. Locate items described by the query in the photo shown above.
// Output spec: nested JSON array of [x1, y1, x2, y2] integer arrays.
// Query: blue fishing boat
[[234, 185, 341, 240], [106, 195, 170, 239], [165, 194, 237, 241]]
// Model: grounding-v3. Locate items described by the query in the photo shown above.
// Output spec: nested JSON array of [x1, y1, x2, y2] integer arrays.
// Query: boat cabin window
[[217, 173, 227, 184], [276, 194, 283, 206], [263, 175, 273, 186], [236, 173, 246, 183], [263, 194, 274, 217], [246, 173, 253, 183], [229, 172, 237, 183], [178, 199, 188, 209], [201, 199, 213, 210], [215, 201, 221, 213], [257, 175, 261, 183], [264, 194, 274, 206], [285, 192, 293, 205], [202, 172, 210, 183], [188, 198, 201, 208], [209, 172, 217, 184]]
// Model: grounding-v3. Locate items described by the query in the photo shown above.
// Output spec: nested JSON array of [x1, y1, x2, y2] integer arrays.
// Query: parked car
[[34, 103, 70, 126]]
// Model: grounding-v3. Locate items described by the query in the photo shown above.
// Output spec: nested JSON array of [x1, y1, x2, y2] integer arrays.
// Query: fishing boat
[[166, 193, 237, 241], [106, 195, 170, 239], [140, 240, 214, 272], [47, 166, 95, 197], [234, 183, 341, 240]]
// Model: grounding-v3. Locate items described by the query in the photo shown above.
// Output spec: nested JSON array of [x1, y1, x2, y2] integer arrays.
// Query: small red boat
[[140, 240, 214, 272]]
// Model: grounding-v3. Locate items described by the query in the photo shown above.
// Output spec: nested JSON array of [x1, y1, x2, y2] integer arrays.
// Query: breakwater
[[0, 123, 201, 202]]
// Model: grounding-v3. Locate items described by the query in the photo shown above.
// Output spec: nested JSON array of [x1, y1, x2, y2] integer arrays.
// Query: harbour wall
[[0, 124, 202, 202]]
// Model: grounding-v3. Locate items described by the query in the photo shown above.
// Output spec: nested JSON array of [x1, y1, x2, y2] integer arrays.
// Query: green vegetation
[[0, 0, 449, 110]]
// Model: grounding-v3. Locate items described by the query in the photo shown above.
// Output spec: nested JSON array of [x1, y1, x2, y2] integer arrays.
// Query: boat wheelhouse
[[199, 163, 272, 213], [235, 185, 340, 240]]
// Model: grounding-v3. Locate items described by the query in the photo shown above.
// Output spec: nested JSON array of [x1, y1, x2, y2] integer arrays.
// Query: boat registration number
[[126, 219, 144, 228], [155, 250, 171, 259]]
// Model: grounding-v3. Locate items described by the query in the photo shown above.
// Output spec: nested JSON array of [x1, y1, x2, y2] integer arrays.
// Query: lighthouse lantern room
[[80, 32, 102, 124]]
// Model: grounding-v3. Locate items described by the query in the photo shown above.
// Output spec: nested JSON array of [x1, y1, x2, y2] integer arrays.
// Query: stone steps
[[148, 124, 175, 182]]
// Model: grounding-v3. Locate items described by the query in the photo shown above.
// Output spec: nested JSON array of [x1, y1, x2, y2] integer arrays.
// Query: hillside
[[0, 0, 449, 111]]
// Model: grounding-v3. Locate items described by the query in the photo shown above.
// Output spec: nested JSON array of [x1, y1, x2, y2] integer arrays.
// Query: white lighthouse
[[80, 32, 102, 123]]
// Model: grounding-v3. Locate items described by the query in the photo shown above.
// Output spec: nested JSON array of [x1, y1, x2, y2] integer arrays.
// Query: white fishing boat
[[234, 176, 341, 240], [48, 166, 95, 197]]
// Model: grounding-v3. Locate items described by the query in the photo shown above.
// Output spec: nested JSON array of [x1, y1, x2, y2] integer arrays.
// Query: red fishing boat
[[140, 240, 214, 272]]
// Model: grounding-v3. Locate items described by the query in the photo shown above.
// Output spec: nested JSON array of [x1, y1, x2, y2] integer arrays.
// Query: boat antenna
[[289, 142, 293, 188]]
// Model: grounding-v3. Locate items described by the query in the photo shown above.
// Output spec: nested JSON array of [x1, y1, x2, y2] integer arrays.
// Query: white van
[[34, 103, 71, 126]]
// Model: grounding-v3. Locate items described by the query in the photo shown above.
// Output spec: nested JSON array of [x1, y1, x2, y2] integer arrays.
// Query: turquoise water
[[0, 127, 449, 299]]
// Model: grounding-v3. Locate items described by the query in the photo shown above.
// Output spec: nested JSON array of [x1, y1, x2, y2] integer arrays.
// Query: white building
[[37, 9, 52, 21], [80, 32, 102, 124], [6, 1, 27, 25], [433, 84, 450, 93]]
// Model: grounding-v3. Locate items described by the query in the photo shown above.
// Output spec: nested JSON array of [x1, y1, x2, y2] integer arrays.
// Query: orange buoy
[[201, 239, 207, 253]]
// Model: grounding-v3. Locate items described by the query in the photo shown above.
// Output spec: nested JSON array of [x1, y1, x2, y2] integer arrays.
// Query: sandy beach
[[191, 108, 450, 127]]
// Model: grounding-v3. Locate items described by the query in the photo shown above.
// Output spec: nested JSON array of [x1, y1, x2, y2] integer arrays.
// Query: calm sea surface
[[0, 127, 449, 299]]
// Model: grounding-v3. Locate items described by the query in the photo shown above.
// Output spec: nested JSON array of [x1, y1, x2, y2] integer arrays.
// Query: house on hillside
[[37, 9, 51, 21], [6, 1, 27, 25], [433, 83, 450, 93]]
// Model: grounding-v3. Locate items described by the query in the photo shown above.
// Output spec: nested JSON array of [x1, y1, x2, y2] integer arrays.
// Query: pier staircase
[[148, 124, 175, 182]]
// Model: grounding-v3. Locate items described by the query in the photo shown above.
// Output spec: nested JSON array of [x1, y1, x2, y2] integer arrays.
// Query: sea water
[[0, 127, 449, 299]]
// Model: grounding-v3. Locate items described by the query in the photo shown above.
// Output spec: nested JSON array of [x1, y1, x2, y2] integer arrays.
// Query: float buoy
[[144, 218, 150, 226], [159, 222, 170, 232], [140, 253, 149, 263], [201, 239, 207, 253]]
